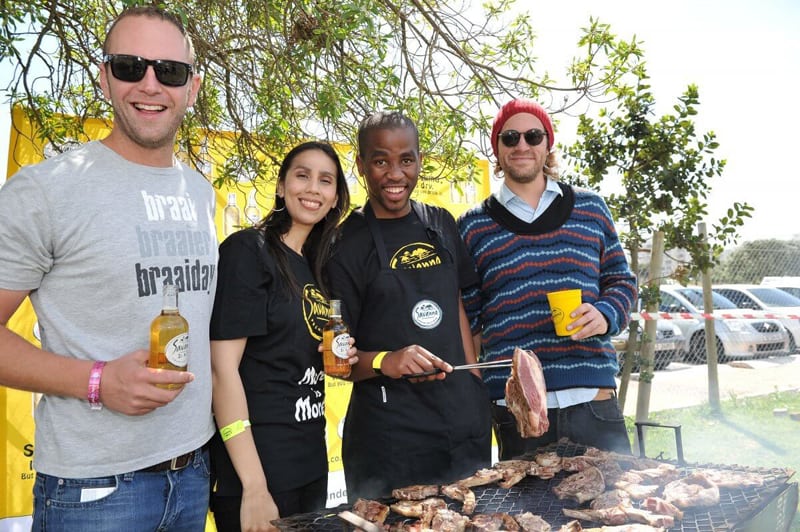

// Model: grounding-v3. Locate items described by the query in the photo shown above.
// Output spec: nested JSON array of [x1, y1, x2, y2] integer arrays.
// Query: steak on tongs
[[505, 348, 549, 438]]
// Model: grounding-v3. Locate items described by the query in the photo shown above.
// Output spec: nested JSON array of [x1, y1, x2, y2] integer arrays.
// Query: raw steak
[[505, 348, 549, 438]]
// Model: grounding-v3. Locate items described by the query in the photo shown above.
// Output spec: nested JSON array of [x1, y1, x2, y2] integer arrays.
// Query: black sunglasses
[[498, 128, 548, 148], [103, 54, 193, 87]]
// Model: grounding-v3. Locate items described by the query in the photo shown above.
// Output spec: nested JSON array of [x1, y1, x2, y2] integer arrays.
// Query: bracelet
[[372, 351, 389, 375], [220, 419, 251, 442], [88, 361, 106, 411]]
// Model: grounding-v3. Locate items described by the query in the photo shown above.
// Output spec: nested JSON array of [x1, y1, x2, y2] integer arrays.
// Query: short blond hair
[[103, 6, 195, 63]]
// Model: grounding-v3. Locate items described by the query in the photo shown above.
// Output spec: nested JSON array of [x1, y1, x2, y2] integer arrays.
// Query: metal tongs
[[402, 359, 512, 379]]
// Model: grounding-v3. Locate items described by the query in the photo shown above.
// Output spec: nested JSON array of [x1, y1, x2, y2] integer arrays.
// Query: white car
[[761, 276, 800, 301], [712, 284, 800, 353], [659, 286, 789, 363]]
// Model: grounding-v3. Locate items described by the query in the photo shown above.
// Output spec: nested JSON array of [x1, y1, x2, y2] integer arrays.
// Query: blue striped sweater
[[457, 184, 637, 400]]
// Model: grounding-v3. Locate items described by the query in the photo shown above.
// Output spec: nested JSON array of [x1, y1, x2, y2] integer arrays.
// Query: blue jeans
[[492, 397, 631, 460], [32, 448, 210, 531]]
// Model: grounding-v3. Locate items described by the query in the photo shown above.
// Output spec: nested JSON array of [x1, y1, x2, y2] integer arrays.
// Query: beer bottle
[[323, 299, 351, 378], [149, 282, 189, 389], [223, 192, 240, 236]]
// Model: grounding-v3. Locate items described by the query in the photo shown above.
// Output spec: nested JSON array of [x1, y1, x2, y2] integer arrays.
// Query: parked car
[[659, 286, 789, 363], [712, 284, 800, 353], [761, 276, 800, 301], [612, 319, 685, 372]]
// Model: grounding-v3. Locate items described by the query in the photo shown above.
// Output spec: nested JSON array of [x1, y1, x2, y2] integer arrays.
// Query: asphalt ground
[[618, 354, 800, 416]]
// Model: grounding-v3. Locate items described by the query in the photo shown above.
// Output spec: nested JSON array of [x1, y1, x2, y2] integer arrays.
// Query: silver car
[[713, 284, 800, 353], [660, 286, 789, 363]]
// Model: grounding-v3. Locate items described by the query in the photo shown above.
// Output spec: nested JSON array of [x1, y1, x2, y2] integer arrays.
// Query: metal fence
[[619, 238, 800, 372]]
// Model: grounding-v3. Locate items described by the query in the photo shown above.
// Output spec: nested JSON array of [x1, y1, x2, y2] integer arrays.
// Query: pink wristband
[[88, 361, 106, 411]]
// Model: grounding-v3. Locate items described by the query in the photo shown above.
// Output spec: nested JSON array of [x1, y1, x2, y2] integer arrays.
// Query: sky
[[1, 0, 798, 243], [518, 0, 799, 242]]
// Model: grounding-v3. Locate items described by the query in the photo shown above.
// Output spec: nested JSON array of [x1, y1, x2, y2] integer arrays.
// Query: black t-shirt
[[210, 227, 328, 494], [326, 203, 477, 335]]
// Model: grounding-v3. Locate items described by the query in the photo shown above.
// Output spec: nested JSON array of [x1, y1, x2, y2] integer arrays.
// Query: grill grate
[[273, 441, 796, 531]]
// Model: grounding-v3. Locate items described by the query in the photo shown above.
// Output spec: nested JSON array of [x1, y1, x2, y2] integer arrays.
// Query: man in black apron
[[325, 111, 492, 502]]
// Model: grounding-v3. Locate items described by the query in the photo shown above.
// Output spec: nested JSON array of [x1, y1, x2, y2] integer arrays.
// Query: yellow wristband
[[220, 419, 251, 442], [372, 351, 389, 375]]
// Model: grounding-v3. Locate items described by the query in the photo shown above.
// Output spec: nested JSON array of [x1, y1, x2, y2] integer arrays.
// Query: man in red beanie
[[457, 98, 637, 459]]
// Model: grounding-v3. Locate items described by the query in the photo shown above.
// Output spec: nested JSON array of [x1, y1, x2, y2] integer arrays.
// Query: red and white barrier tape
[[631, 311, 800, 321]]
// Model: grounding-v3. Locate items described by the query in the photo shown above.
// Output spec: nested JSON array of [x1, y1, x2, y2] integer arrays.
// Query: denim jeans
[[492, 397, 631, 460], [32, 448, 210, 531]]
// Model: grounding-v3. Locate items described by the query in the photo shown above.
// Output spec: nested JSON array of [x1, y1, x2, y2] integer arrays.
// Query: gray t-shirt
[[0, 140, 218, 477]]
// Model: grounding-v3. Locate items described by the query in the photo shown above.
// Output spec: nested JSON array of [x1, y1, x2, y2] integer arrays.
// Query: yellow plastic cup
[[546, 288, 583, 336]]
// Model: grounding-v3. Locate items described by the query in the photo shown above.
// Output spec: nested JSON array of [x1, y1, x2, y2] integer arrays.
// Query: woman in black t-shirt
[[209, 142, 353, 531]]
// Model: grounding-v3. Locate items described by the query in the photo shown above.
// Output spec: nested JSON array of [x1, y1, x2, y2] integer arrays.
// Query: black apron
[[342, 202, 491, 501]]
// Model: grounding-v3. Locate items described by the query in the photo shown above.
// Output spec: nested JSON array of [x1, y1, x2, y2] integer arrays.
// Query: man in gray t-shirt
[[0, 6, 217, 531]]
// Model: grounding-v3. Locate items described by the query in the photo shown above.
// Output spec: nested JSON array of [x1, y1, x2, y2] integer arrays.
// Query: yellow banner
[[1, 106, 490, 525]]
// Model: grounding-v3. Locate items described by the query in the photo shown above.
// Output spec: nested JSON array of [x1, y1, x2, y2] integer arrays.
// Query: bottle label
[[332, 333, 350, 359], [165, 333, 189, 367]]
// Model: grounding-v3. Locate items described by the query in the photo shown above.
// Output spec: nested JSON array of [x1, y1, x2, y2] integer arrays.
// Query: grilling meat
[[470, 512, 521, 531], [505, 348, 549, 438], [430, 508, 470, 531], [642, 497, 684, 520], [514, 511, 552, 531], [562, 454, 603, 472], [441, 483, 477, 515], [563, 505, 629, 526], [457, 467, 504, 488], [662, 471, 720, 508], [553, 465, 606, 504], [389, 496, 447, 518], [351, 498, 390, 524], [530, 451, 563, 479], [698, 468, 765, 488], [590, 489, 631, 510], [563, 505, 674, 528], [612, 480, 661, 500], [494, 459, 532, 488], [391, 484, 440, 500], [625, 464, 680, 486]]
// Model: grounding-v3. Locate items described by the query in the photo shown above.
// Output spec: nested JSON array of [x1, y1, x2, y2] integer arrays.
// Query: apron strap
[[364, 200, 452, 267], [364, 202, 390, 268]]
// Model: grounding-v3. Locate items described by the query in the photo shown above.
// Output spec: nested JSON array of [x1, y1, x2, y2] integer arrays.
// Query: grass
[[624, 389, 800, 531]]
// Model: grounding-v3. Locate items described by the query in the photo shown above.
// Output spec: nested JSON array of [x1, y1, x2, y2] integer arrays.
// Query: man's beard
[[505, 167, 541, 184]]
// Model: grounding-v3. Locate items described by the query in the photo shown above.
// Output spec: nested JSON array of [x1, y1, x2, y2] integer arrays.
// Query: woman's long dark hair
[[257, 141, 350, 298]]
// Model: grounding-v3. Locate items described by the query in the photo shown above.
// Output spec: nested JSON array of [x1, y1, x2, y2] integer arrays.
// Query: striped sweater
[[457, 183, 637, 400]]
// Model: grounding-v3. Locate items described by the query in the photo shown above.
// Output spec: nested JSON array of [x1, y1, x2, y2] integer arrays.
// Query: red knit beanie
[[491, 99, 555, 158]]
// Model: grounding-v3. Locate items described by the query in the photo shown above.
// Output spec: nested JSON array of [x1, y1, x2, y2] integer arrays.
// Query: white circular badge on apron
[[412, 299, 443, 329]]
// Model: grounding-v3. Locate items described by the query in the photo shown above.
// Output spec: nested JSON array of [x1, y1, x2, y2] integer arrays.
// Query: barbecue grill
[[272, 440, 798, 531]]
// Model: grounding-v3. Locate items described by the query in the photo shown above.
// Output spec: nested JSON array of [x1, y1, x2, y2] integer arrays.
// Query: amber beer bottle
[[323, 299, 351, 378], [149, 282, 189, 389]]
